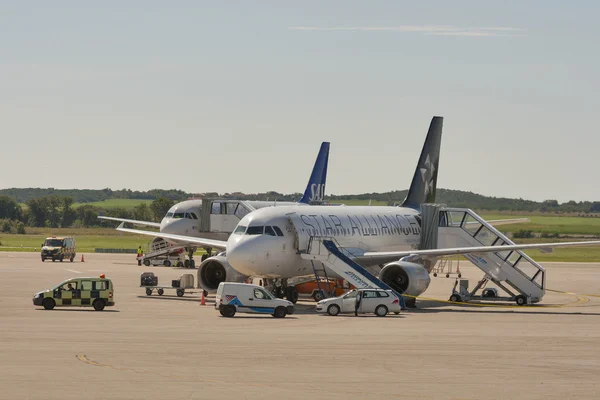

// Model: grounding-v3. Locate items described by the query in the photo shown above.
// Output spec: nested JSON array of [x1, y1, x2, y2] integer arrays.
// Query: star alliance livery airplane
[[135, 116, 600, 304]]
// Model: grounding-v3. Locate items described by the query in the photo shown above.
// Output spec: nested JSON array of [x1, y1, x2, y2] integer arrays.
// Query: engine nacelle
[[379, 261, 431, 297], [197, 255, 248, 292]]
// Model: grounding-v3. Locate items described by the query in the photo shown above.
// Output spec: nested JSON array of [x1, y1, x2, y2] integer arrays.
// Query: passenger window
[[273, 226, 284, 237], [344, 291, 358, 299], [246, 226, 264, 235], [264, 226, 276, 236], [93, 281, 108, 291], [211, 202, 221, 214], [377, 291, 390, 298], [254, 289, 265, 299], [81, 281, 92, 291], [363, 291, 376, 298]]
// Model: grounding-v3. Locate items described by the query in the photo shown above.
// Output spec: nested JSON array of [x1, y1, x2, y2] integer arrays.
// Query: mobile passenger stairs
[[296, 204, 546, 307], [140, 240, 187, 268], [438, 207, 546, 305], [300, 237, 408, 309]]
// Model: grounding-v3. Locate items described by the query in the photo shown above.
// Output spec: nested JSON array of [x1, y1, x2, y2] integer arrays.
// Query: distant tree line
[[1, 187, 600, 234], [0, 195, 175, 232]]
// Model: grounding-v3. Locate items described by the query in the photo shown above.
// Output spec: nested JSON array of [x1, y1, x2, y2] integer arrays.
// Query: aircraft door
[[286, 213, 308, 252]]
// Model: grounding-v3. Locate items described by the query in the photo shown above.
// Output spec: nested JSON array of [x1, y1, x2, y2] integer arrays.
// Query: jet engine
[[197, 254, 248, 292], [379, 261, 431, 297]]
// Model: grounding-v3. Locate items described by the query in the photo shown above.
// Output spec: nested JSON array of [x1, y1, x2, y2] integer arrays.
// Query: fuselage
[[226, 206, 422, 278]]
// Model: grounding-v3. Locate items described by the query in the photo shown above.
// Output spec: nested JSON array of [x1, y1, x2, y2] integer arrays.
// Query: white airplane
[[99, 142, 331, 267], [131, 116, 600, 304]]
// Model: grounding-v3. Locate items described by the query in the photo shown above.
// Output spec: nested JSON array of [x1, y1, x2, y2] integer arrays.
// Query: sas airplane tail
[[299, 142, 330, 205], [402, 116, 443, 208]]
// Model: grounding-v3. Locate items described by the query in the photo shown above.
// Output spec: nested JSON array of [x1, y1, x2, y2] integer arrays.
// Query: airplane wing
[[98, 216, 161, 228], [116, 224, 227, 250], [362, 240, 600, 260]]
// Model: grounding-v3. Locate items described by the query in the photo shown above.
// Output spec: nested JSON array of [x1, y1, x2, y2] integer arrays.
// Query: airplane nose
[[226, 238, 260, 276]]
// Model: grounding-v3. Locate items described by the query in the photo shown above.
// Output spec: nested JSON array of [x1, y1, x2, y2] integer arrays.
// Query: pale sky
[[1, 1, 598, 202]]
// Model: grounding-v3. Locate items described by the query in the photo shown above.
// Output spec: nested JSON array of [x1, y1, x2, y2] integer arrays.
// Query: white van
[[215, 282, 294, 318]]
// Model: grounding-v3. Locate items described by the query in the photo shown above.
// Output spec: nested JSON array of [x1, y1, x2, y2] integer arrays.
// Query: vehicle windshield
[[44, 239, 64, 247], [51, 280, 70, 290]]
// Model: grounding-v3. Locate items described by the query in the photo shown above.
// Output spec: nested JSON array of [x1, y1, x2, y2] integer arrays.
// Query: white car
[[316, 288, 401, 317], [215, 282, 294, 318]]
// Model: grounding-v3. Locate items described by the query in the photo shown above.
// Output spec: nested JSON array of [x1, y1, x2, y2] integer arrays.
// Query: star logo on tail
[[419, 154, 435, 196]]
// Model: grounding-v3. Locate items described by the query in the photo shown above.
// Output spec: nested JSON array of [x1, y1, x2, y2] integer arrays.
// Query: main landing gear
[[266, 278, 299, 304]]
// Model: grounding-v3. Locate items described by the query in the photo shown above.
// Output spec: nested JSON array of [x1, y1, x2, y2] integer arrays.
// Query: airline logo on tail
[[299, 142, 330, 204], [309, 183, 326, 202], [420, 154, 436, 196]]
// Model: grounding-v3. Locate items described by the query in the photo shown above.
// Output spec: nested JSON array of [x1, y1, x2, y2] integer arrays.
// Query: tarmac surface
[[1, 252, 600, 399]]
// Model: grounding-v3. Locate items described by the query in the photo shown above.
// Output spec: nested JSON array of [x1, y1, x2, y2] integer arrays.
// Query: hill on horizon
[[1, 187, 599, 214]]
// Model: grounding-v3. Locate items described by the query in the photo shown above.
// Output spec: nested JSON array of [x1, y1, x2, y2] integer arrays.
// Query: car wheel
[[41, 257, 45, 262], [327, 304, 340, 316], [70, 256, 74, 262], [42, 298, 55, 310], [163, 260, 171, 267], [176, 289, 184, 297], [515, 295, 527, 306], [52, 258, 56, 262], [375, 305, 388, 317], [273, 306, 287, 318], [313, 290, 325, 302], [93, 299, 105, 311], [145, 288, 153, 296], [450, 294, 461, 303], [143, 259, 150, 266], [157, 288, 164, 296], [223, 305, 236, 317], [219, 310, 225, 316], [59, 255, 64, 262]]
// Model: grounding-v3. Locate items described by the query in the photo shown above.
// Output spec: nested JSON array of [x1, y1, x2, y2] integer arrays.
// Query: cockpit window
[[190, 213, 198, 220], [173, 213, 184, 219], [246, 226, 264, 235], [273, 226, 284, 237], [166, 212, 174, 218], [234, 225, 247, 235], [264, 226, 276, 236]]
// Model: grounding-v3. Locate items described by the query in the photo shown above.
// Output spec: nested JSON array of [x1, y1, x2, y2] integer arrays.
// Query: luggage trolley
[[140, 272, 196, 297]]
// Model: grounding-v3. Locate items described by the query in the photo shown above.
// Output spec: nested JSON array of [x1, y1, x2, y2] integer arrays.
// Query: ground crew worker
[[354, 291, 362, 316], [137, 246, 143, 266]]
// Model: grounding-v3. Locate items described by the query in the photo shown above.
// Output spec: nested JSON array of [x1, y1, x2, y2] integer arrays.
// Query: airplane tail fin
[[401, 116, 443, 208], [299, 142, 330, 204]]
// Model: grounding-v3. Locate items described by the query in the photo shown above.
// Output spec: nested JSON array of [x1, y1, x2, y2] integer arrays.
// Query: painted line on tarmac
[[65, 269, 82, 274]]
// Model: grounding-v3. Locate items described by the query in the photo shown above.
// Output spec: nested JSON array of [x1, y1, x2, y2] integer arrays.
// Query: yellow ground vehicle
[[33, 275, 114, 311], [41, 236, 76, 262]]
